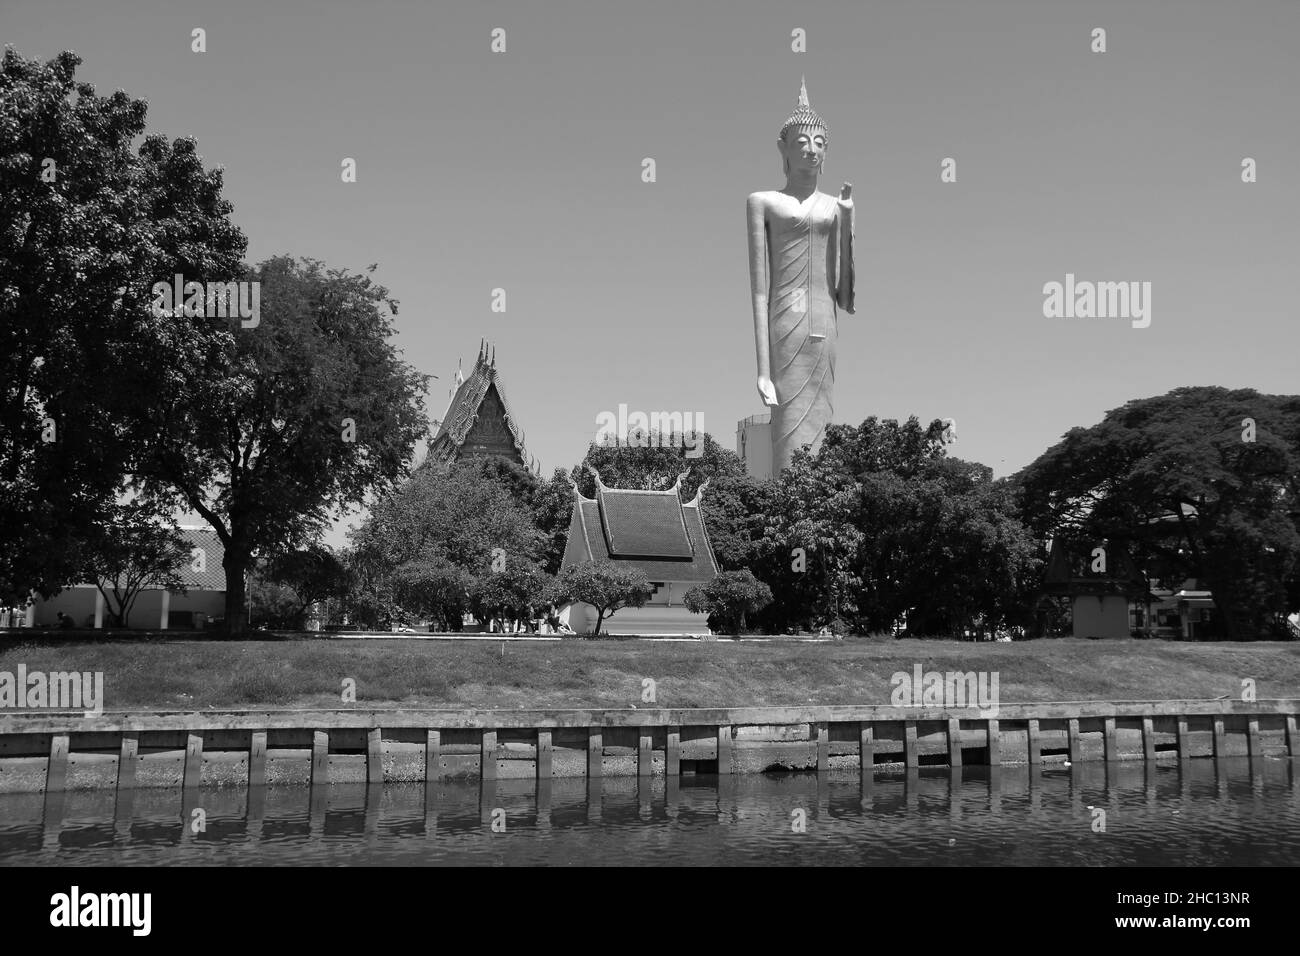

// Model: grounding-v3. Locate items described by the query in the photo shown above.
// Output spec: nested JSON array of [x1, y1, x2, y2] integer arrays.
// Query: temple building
[[1041, 538, 1152, 639], [428, 340, 539, 472], [558, 468, 720, 635]]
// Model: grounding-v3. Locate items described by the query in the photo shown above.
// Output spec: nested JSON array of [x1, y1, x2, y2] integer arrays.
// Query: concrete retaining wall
[[0, 699, 1295, 793]]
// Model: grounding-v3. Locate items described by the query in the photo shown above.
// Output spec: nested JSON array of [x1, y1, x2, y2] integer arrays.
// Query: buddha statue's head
[[778, 76, 829, 178]]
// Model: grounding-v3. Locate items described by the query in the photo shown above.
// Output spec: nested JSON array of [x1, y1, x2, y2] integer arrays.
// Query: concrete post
[[94, 590, 104, 629], [159, 590, 170, 629]]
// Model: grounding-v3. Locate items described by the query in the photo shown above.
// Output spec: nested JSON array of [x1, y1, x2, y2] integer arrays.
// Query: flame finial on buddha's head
[[780, 76, 828, 144]]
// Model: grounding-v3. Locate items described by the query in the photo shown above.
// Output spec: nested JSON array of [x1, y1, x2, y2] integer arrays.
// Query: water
[[2, 758, 1297, 865]]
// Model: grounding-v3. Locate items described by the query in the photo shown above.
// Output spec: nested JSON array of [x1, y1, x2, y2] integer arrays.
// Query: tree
[[246, 565, 306, 630], [757, 417, 1040, 636], [0, 49, 247, 603], [533, 468, 577, 574], [1016, 387, 1300, 640], [132, 256, 428, 636], [388, 554, 470, 631], [466, 455, 540, 511], [77, 503, 188, 627], [264, 544, 349, 626], [346, 460, 543, 629], [574, 431, 745, 499], [468, 554, 553, 633], [684, 570, 773, 635], [555, 560, 653, 636], [250, 544, 350, 628]]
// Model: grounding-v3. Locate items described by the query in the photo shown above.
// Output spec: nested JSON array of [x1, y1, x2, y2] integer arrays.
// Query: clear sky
[[5, 0, 1298, 544]]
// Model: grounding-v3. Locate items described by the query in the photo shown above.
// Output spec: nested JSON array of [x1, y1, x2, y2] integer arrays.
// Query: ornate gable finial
[[490, 343, 496, 367], [586, 464, 607, 492], [687, 477, 711, 507], [669, 467, 692, 494], [799, 74, 808, 107]]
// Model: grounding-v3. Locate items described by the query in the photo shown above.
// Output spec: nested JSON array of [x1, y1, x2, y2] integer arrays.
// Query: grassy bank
[[1, 637, 1298, 711]]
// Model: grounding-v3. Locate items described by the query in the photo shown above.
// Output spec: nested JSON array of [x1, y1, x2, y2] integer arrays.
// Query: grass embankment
[[1, 638, 1298, 711]]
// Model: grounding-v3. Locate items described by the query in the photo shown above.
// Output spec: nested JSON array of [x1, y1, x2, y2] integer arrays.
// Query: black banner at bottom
[[0, 865, 1283, 943]]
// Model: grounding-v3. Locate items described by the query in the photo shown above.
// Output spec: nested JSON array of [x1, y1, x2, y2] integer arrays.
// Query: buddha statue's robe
[[763, 190, 855, 473]]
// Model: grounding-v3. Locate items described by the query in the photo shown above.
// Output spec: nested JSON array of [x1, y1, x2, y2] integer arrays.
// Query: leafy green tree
[[0, 49, 246, 603], [269, 545, 349, 617], [757, 417, 1039, 636], [466, 455, 540, 510], [468, 554, 553, 633], [532, 468, 577, 574], [389, 554, 471, 631], [254, 544, 350, 628], [247, 564, 306, 630], [574, 431, 743, 498], [78, 502, 188, 627], [1016, 386, 1300, 640], [347, 460, 542, 628], [554, 560, 653, 636], [684, 569, 773, 634], [132, 256, 428, 636]]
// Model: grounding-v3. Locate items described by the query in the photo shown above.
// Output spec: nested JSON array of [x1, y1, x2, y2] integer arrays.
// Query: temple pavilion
[[558, 468, 720, 636]]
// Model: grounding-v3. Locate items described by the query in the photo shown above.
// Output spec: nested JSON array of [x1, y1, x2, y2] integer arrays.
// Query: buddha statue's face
[[779, 126, 827, 175]]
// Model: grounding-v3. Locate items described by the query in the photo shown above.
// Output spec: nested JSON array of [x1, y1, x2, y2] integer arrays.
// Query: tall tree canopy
[[347, 460, 544, 629], [755, 417, 1040, 636], [0, 49, 246, 602], [133, 256, 428, 634], [1016, 386, 1300, 639]]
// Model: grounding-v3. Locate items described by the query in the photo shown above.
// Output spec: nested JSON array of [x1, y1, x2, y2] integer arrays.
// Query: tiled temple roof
[[1042, 538, 1151, 598], [560, 469, 719, 583], [428, 340, 536, 471]]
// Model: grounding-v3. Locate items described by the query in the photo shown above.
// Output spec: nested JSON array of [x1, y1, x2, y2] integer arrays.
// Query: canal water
[[1, 758, 1297, 865]]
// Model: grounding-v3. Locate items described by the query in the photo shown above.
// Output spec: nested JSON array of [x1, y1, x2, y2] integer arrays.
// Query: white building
[[27, 526, 227, 630]]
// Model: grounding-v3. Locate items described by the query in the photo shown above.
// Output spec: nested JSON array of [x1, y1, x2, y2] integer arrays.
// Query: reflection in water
[[2, 757, 1297, 866]]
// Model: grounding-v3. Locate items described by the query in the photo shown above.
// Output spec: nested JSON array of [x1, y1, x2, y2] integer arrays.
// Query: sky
[[5, 0, 1298, 545]]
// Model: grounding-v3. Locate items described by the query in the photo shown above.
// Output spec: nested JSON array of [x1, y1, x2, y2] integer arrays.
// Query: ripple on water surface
[[1, 758, 1297, 865]]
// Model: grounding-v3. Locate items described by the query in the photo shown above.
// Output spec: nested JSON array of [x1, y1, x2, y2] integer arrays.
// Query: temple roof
[[561, 470, 719, 583], [1042, 538, 1151, 598], [428, 340, 536, 471]]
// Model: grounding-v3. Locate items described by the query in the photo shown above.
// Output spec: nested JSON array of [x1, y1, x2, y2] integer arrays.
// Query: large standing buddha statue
[[746, 78, 855, 476]]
